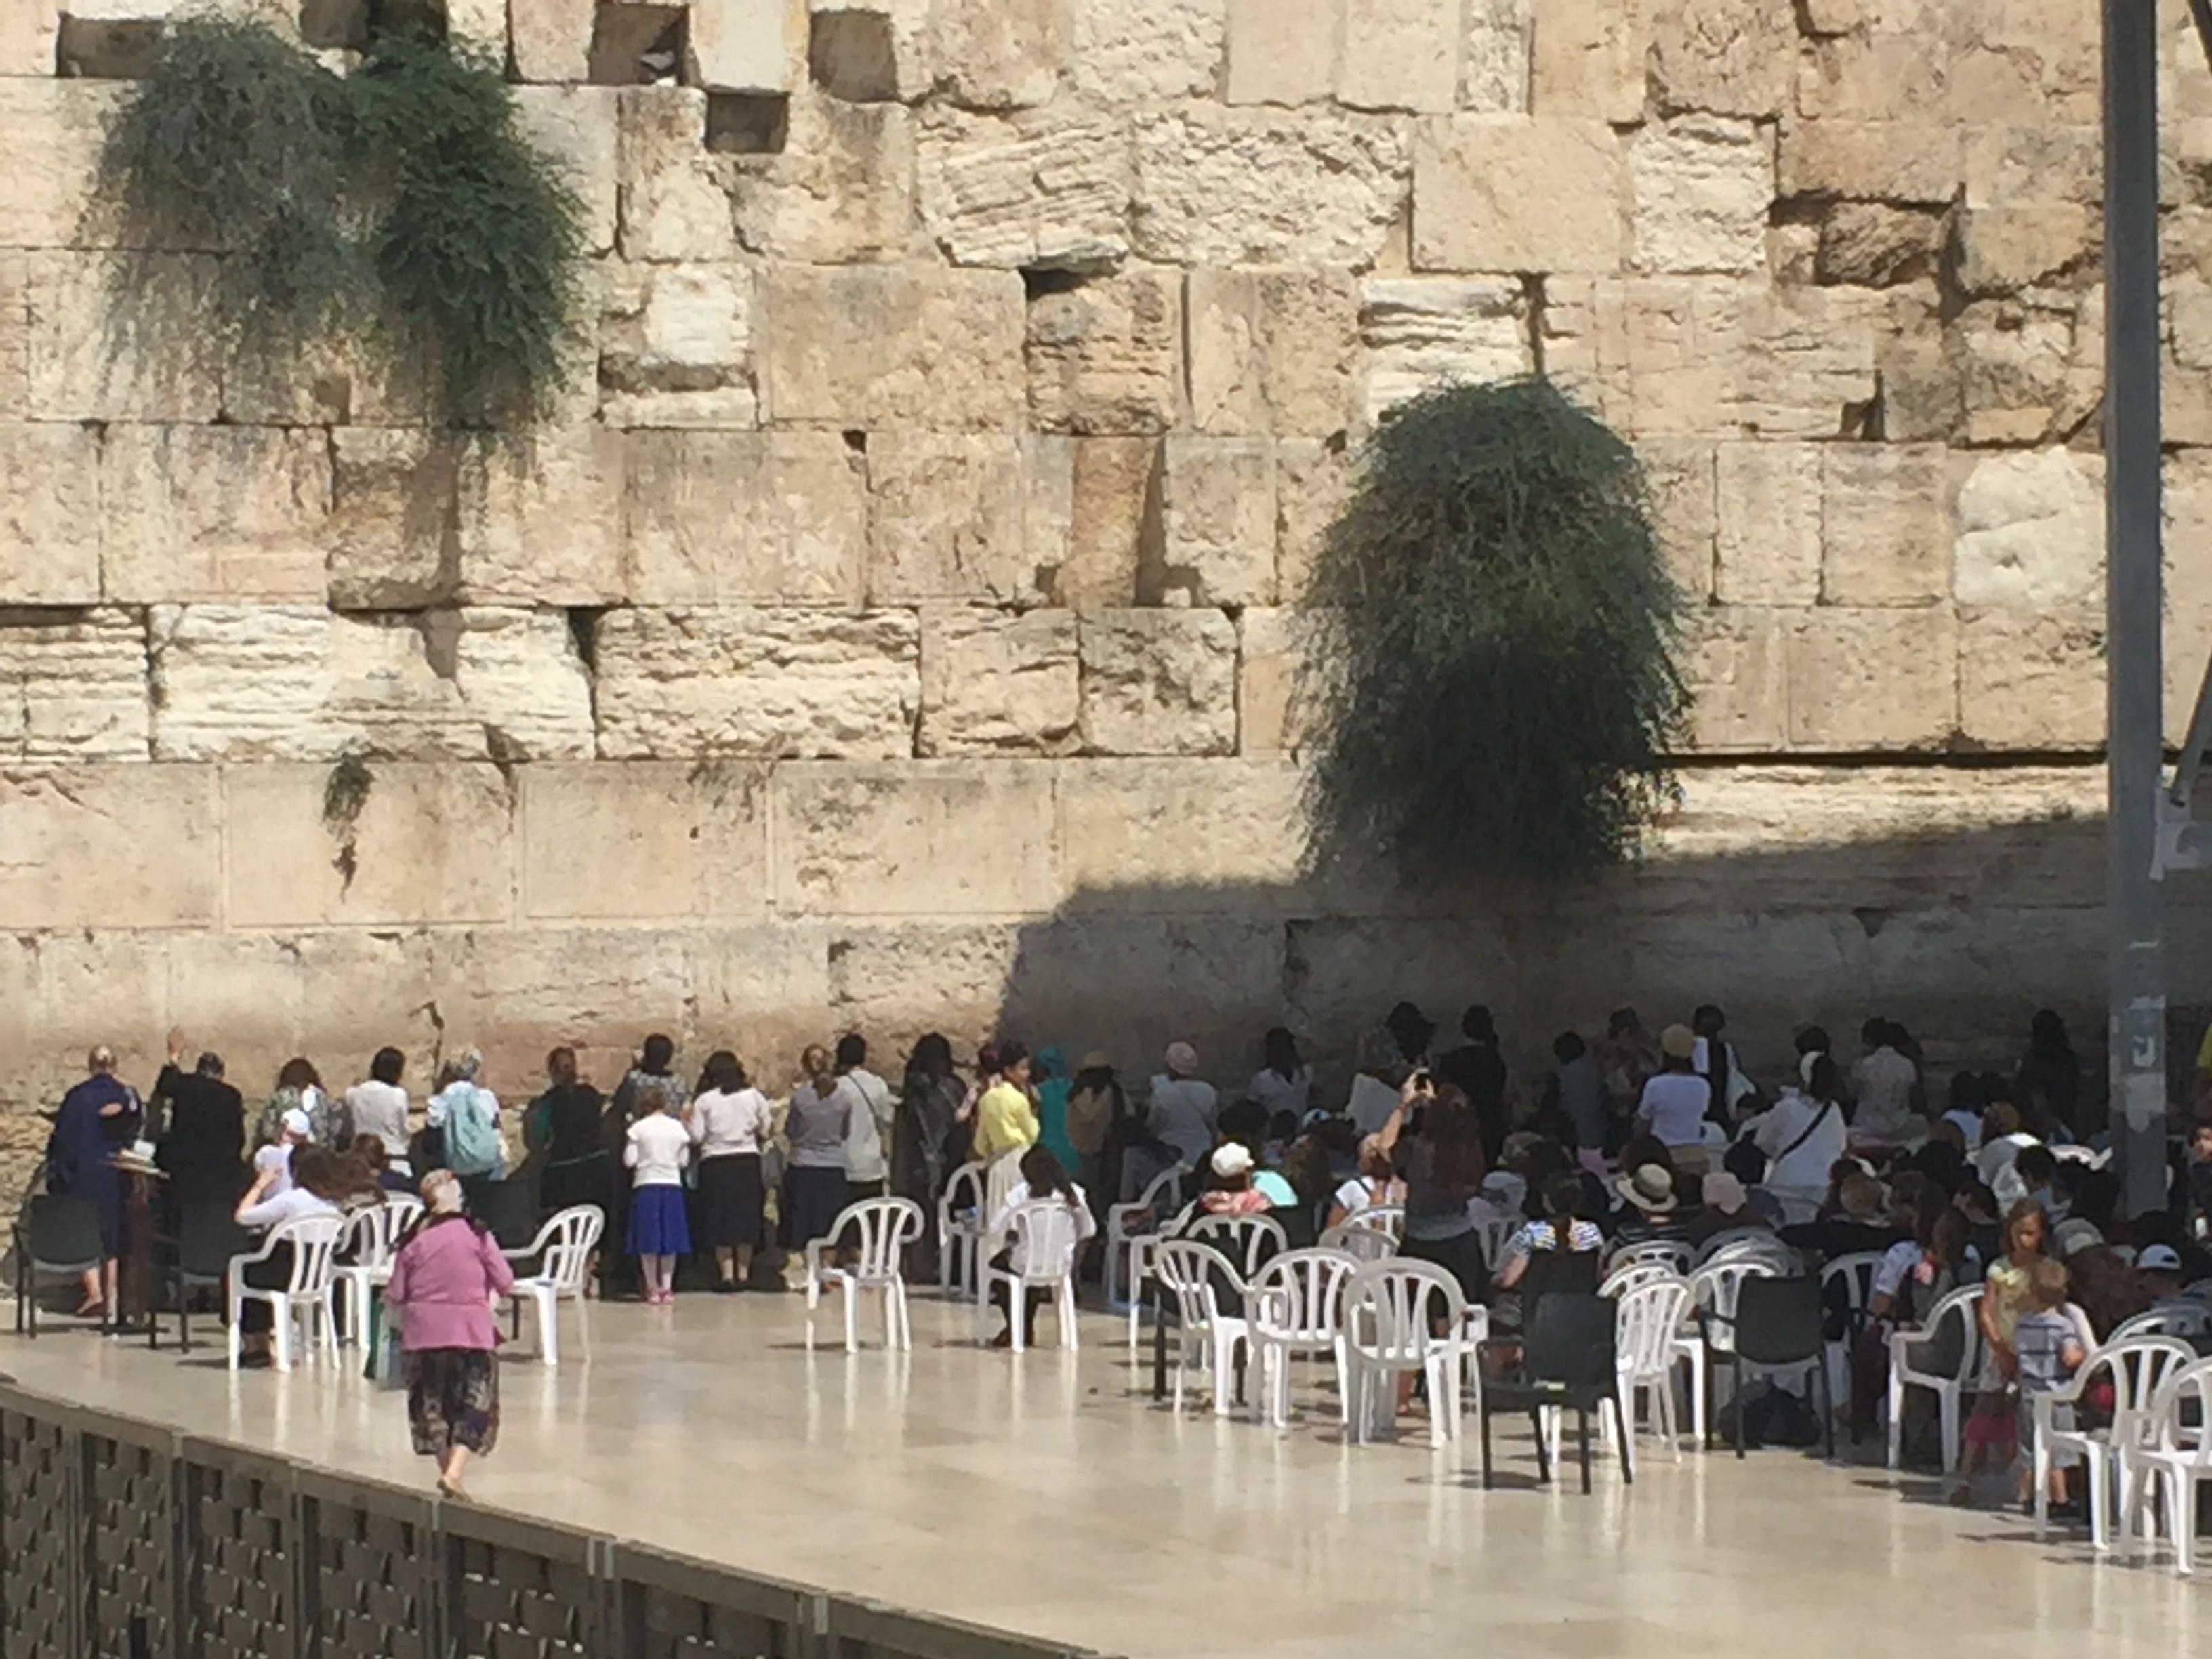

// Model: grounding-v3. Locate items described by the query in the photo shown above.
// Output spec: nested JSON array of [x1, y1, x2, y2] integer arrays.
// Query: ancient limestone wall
[[3, 0, 2211, 1143]]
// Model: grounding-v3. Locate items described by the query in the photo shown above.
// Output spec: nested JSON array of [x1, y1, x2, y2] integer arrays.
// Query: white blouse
[[625, 1113, 691, 1188], [689, 1088, 775, 1158]]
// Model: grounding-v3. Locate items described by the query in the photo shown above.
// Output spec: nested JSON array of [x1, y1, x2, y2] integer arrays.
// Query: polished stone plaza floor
[[2, 1291, 2205, 1658]]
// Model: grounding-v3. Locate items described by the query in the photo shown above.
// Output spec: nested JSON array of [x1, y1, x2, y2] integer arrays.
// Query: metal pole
[[2106, 0, 2170, 1218]]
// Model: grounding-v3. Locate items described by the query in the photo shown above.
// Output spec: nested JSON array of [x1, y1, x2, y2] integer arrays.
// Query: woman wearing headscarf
[[384, 1170, 516, 1498]]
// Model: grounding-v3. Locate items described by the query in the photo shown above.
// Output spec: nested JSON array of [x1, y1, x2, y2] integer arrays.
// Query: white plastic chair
[[1182, 1211, 1288, 1282], [2032, 1334, 2196, 1547], [1886, 1284, 1984, 1472], [2110, 1303, 2212, 1344], [1344, 1258, 1467, 1448], [1818, 1250, 1887, 1416], [1600, 1260, 1683, 1300], [936, 1160, 989, 1299], [1700, 1234, 1798, 1273], [1352, 1204, 1406, 1242], [1250, 1248, 1358, 1428], [1674, 1258, 1779, 1443], [506, 1204, 604, 1367], [1319, 1220, 1397, 1263], [979, 1200, 1082, 1351], [331, 1200, 417, 1350], [1155, 1239, 1252, 1410], [806, 1197, 926, 1353], [2119, 1354, 2212, 1572], [1107, 1164, 1188, 1328], [226, 1215, 343, 1372], [1607, 1237, 1694, 1276], [1473, 1216, 1519, 1273], [1616, 1277, 1694, 1462]]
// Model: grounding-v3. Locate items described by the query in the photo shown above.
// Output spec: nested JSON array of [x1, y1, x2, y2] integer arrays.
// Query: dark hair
[[1979, 1070, 2013, 1107], [1861, 1017, 1889, 1046], [1607, 1008, 1641, 1038], [547, 1046, 579, 1088], [1618, 1134, 1674, 1175], [1946, 1069, 1984, 1117], [1927, 1206, 1969, 1272], [1540, 1170, 1583, 1221], [1384, 1001, 1435, 1062], [370, 1046, 405, 1086], [1551, 1030, 1586, 1063], [1460, 1004, 1497, 1044], [2030, 1008, 2073, 1059], [276, 1057, 321, 1091], [294, 1143, 377, 1205], [1263, 1026, 1302, 1081], [703, 1050, 747, 1094], [195, 1051, 225, 1080], [1286, 1136, 1334, 1206], [1794, 1026, 1830, 1058], [1018, 1144, 1076, 1203], [1807, 1054, 1841, 1101], [908, 1033, 954, 1081], [1415, 1084, 1487, 1193], [2015, 1144, 2057, 1186], [1692, 1004, 1725, 1034], [835, 1033, 867, 1070], [996, 1040, 1029, 1073], [1218, 1097, 1269, 1150], [2003, 1197, 2049, 1254], [351, 1133, 387, 1172], [975, 1040, 1001, 1080], [640, 1033, 675, 1074]]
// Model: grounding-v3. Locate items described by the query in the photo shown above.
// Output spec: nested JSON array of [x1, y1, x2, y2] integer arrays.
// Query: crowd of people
[[33, 998, 2212, 1498]]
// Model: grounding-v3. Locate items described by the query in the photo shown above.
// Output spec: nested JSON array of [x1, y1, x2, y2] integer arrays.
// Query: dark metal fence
[[0, 1382, 1113, 1659]]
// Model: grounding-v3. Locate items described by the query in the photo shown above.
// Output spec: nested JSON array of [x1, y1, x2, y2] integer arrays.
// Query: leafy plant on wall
[[1300, 379, 1691, 884], [100, 15, 583, 427]]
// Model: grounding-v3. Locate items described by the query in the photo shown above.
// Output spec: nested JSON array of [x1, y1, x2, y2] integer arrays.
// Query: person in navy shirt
[[45, 1045, 143, 1317]]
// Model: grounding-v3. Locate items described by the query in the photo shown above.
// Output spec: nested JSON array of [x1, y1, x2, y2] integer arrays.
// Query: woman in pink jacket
[[384, 1169, 516, 1498]]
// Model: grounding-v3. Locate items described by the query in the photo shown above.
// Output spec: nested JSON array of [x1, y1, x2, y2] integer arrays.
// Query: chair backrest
[[1473, 1216, 1519, 1271], [939, 1160, 987, 1232], [1355, 1204, 1406, 1241], [1614, 1276, 1693, 1378], [1520, 1247, 1603, 1311], [2082, 1335, 2199, 1446], [532, 1205, 606, 1293], [271, 1216, 344, 1294], [1344, 1259, 1465, 1368], [1607, 1237, 1694, 1275], [1820, 1250, 1887, 1315], [1136, 1163, 1187, 1215], [1700, 1234, 1798, 1273], [1729, 1275, 1826, 1366], [1319, 1221, 1397, 1263], [338, 1202, 406, 1270], [1599, 1260, 1683, 1300], [24, 1194, 105, 1267], [176, 1205, 254, 1278], [1523, 1291, 1617, 1389], [1155, 1239, 1232, 1330], [1006, 1200, 1080, 1283], [826, 1197, 925, 1281], [1687, 1258, 1779, 1353], [2110, 1303, 2212, 1343], [1181, 1212, 1288, 1282], [2144, 1355, 2212, 1463], [1250, 1248, 1358, 1346], [1902, 1284, 1985, 1382]]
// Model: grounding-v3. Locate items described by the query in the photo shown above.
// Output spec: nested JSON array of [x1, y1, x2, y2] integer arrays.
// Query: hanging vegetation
[[99, 17, 583, 426], [1300, 379, 1690, 885]]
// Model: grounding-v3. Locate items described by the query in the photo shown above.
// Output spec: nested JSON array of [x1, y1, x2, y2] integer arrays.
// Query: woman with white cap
[[1200, 1143, 1273, 1218]]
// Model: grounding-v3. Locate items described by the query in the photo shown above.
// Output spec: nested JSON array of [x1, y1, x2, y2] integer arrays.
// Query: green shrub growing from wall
[[1302, 379, 1691, 884]]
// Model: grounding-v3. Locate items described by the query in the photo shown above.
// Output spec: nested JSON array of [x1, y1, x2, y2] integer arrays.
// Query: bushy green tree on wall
[[1301, 379, 1691, 884]]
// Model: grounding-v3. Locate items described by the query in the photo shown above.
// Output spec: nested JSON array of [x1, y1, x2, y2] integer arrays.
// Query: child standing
[[2012, 1256, 2087, 1513], [1955, 1198, 2049, 1500], [624, 1077, 692, 1305]]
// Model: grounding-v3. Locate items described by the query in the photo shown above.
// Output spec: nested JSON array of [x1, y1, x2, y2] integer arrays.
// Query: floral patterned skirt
[[404, 1348, 499, 1460]]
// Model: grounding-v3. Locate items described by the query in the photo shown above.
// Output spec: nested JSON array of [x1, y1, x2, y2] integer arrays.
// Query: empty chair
[[13, 1194, 106, 1337], [1706, 1275, 1832, 1458], [806, 1197, 926, 1353], [1181, 1211, 1288, 1289], [1155, 1239, 1254, 1412], [1599, 1259, 1684, 1300], [936, 1160, 989, 1298], [1319, 1220, 1397, 1264], [1887, 1284, 1984, 1472], [1354, 1204, 1406, 1242], [150, 1204, 252, 1354], [1615, 1276, 1694, 1459], [979, 1200, 1082, 1352], [331, 1200, 418, 1350], [1677, 1258, 1780, 1444], [507, 1204, 605, 1366], [2032, 1334, 2196, 1547], [1250, 1248, 1359, 1428], [2119, 1354, 2212, 1573], [1607, 1237, 1693, 1276], [2110, 1303, 2212, 1345], [1343, 1258, 1468, 1448], [1107, 1164, 1188, 1331], [1479, 1292, 1631, 1494], [227, 1214, 344, 1372]]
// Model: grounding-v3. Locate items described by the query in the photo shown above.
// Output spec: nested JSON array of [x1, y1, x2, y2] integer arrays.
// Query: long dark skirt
[[404, 1347, 499, 1460], [237, 1245, 292, 1336], [696, 1154, 765, 1250], [539, 1151, 613, 1221], [781, 1166, 846, 1247]]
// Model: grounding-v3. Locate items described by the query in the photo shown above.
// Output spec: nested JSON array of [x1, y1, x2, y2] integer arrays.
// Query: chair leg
[[226, 1286, 241, 1370], [1479, 1399, 1494, 1488], [1886, 1369, 1904, 1469], [1531, 1408, 1552, 1484], [1734, 1355, 1746, 1460], [2087, 1450, 2110, 1551], [1938, 1389, 1961, 1475], [2179, 1475, 2197, 1576], [541, 1289, 560, 1368], [1578, 1408, 1592, 1495], [844, 1283, 859, 1355], [1614, 1394, 1635, 1486]]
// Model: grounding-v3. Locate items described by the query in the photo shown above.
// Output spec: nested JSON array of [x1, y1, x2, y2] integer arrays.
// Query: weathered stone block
[[0, 425, 100, 605], [436, 608, 598, 762], [1187, 267, 1359, 437], [223, 764, 516, 928], [1776, 119, 1965, 205], [0, 0, 60, 75], [770, 760, 1060, 914], [1952, 204, 2098, 297], [1957, 605, 2104, 752], [1357, 276, 1530, 424], [1412, 117, 1624, 274], [1647, 0, 1795, 119], [926, 0, 1065, 109], [457, 431, 626, 605], [1963, 124, 2101, 210], [1637, 438, 1716, 602], [1079, 609, 1237, 756], [1132, 107, 1408, 268], [0, 255, 27, 415], [1461, 0, 1532, 113], [1026, 266, 1181, 436], [1274, 435, 1353, 601], [595, 607, 920, 759], [0, 80, 120, 250], [520, 761, 771, 920], [1786, 605, 1959, 751], [689, 0, 804, 91], [327, 428, 462, 610], [1630, 116, 1773, 276], [512, 0, 593, 79], [1071, 0, 1224, 102], [1151, 436, 1277, 607], [1952, 447, 2104, 609], [917, 606, 1080, 754], [148, 604, 334, 761], [1680, 607, 1787, 753], [598, 260, 757, 430], [626, 430, 866, 604], [1339, 0, 1460, 113], [1057, 758, 1308, 897], [1714, 441, 1821, 605], [444, 0, 504, 62], [100, 425, 331, 604], [0, 608, 148, 764], [1528, 0, 1643, 121], [916, 108, 1132, 271], [1952, 289, 2102, 445], [1820, 443, 1952, 606], [617, 88, 740, 264], [1814, 203, 1945, 287], [1050, 436, 1154, 609], [0, 766, 215, 928], [867, 433, 1067, 605], [515, 86, 621, 258], [1223, 0, 1330, 105], [1235, 607, 1313, 756], [26, 251, 222, 422], [808, 0, 934, 102], [727, 91, 918, 264], [760, 263, 1025, 428]]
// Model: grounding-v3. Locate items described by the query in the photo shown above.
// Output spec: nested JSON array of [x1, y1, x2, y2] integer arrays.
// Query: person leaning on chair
[[45, 1044, 143, 1320]]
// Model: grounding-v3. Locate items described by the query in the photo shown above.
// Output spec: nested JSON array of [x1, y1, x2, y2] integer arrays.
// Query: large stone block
[[1818, 443, 1952, 607], [759, 264, 1025, 428], [1079, 609, 1237, 756], [1957, 605, 2104, 752], [512, 0, 593, 79], [1952, 447, 2104, 609], [1235, 607, 1313, 756], [726, 91, 918, 264], [1952, 204, 2099, 298], [0, 608, 148, 764], [770, 760, 1060, 914], [867, 433, 1067, 605], [436, 608, 599, 762], [1785, 605, 1959, 751], [1680, 606, 1787, 753], [1050, 437, 1154, 609], [0, 766, 216, 928], [1338, 0, 1460, 114], [1461, 0, 1533, 112], [595, 607, 920, 760], [1412, 117, 1624, 274], [598, 260, 756, 430], [689, 0, 804, 91], [519, 760, 771, 920], [1223, 0, 1330, 105], [1775, 119, 1964, 205], [0, 1, 60, 75], [0, 255, 27, 415], [514, 86, 621, 258], [1132, 107, 1408, 268], [1057, 758, 1308, 899], [626, 430, 866, 605], [1187, 267, 1359, 437], [1963, 123, 2101, 210], [148, 604, 336, 762], [0, 80, 119, 250], [457, 431, 626, 605], [100, 425, 331, 604], [1274, 435, 1354, 601], [616, 88, 740, 264], [1070, 0, 1224, 102], [1952, 289, 2101, 446], [327, 428, 463, 610], [26, 251, 222, 422], [917, 606, 1080, 754], [1646, 0, 1795, 119], [0, 425, 100, 605], [1629, 116, 1773, 276], [688, 921, 834, 1080], [916, 108, 1132, 271], [1637, 438, 1716, 601], [1357, 276, 1530, 424], [1528, 0, 1644, 121], [806, 0, 933, 103], [927, 0, 1068, 110], [223, 764, 516, 928], [1151, 436, 1277, 607], [1026, 266, 1181, 436], [1814, 203, 1946, 288], [1713, 442, 1821, 605]]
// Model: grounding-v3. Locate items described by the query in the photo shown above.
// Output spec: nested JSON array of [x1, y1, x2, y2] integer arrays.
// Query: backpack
[[441, 1084, 500, 1176]]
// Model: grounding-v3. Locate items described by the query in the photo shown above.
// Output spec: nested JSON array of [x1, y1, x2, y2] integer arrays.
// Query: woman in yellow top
[[973, 1041, 1040, 1221]]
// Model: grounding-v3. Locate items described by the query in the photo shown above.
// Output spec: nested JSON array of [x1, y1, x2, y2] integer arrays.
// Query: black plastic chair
[[474, 1179, 539, 1254], [1477, 1291, 1631, 1494], [14, 1195, 106, 1338], [1708, 1275, 1834, 1460], [152, 1205, 253, 1354]]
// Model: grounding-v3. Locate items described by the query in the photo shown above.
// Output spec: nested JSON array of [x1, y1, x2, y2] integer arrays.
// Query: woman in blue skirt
[[623, 1077, 692, 1304]]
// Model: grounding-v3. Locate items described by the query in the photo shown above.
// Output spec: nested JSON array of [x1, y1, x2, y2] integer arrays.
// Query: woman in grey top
[[782, 1045, 851, 1248]]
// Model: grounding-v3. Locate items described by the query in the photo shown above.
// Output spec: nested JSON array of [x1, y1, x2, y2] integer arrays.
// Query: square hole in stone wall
[[705, 92, 790, 156], [809, 8, 900, 102], [56, 18, 165, 78], [588, 2, 687, 85]]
